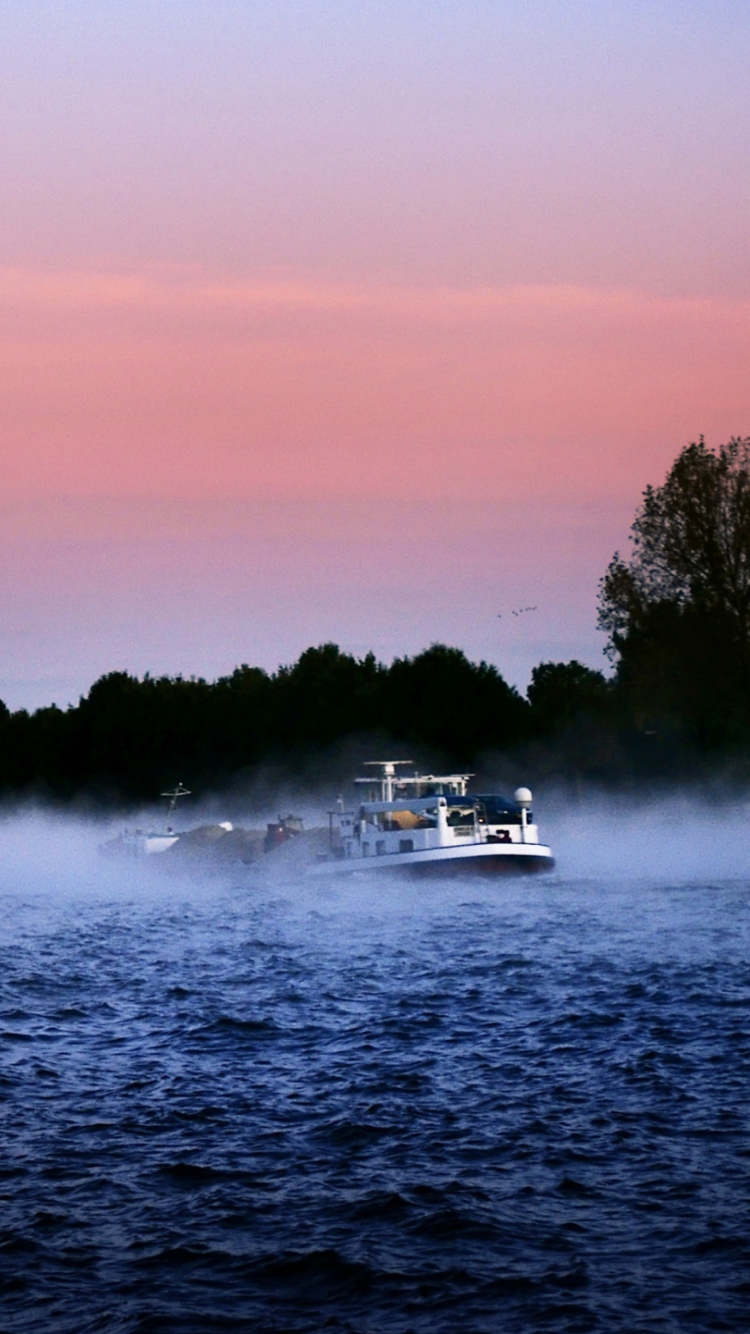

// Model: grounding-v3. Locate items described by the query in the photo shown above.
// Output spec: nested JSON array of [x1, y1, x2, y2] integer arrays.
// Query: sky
[[1, 0, 749, 710]]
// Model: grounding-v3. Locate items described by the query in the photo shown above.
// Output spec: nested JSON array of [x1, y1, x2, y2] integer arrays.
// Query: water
[[1, 816, 750, 1332]]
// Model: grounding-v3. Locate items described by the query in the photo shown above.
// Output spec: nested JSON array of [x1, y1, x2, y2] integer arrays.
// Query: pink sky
[[1, 3, 749, 709]]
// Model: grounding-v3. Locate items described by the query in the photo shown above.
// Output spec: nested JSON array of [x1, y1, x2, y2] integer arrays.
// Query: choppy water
[[1, 816, 750, 1333]]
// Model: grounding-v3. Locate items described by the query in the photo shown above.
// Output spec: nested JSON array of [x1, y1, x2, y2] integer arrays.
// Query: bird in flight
[[498, 606, 537, 619]]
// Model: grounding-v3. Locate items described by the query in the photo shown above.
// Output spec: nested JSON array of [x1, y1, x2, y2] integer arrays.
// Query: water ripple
[[0, 873, 748, 1331]]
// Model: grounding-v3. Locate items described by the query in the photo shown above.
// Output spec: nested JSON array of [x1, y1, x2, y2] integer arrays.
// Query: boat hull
[[311, 842, 554, 878]]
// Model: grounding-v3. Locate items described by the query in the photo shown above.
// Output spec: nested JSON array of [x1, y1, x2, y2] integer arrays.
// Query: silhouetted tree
[[271, 644, 384, 750], [385, 644, 528, 761], [528, 660, 612, 736], [599, 437, 750, 750]]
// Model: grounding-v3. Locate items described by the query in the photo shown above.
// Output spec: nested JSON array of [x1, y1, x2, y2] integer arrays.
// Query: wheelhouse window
[[445, 801, 477, 828], [378, 809, 437, 831], [475, 795, 524, 825]]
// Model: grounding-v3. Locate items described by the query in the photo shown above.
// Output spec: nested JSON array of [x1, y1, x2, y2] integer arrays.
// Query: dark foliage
[[523, 660, 625, 785], [527, 660, 612, 736], [384, 645, 529, 762], [0, 644, 536, 805], [599, 437, 750, 757]]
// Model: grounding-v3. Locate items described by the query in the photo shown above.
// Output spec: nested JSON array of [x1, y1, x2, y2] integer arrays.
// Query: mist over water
[[549, 792, 750, 882], [1, 806, 749, 1332]]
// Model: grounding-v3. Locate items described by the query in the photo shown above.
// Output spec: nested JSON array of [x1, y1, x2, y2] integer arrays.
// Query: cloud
[[2, 264, 750, 326]]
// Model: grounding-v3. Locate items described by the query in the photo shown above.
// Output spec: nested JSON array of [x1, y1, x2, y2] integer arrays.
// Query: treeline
[[0, 634, 725, 806], [3, 435, 750, 804], [0, 644, 618, 805]]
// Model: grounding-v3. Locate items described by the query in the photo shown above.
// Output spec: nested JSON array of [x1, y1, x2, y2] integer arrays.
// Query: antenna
[[160, 782, 191, 823], [358, 761, 413, 802]]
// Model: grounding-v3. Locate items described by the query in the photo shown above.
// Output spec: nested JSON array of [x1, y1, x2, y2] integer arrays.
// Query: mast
[[359, 760, 413, 802], [160, 782, 191, 828]]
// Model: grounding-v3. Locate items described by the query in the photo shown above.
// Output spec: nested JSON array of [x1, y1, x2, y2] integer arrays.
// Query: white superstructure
[[313, 762, 554, 876], [101, 782, 195, 858]]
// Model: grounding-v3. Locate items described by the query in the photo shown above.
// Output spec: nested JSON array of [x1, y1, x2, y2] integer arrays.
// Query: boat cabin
[[333, 763, 539, 861]]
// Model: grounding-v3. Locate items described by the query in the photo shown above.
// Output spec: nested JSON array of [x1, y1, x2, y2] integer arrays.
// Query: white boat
[[312, 761, 554, 876], [100, 827, 181, 859], [101, 783, 214, 858]]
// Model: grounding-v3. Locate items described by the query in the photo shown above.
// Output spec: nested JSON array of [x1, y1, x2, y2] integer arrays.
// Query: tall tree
[[599, 437, 750, 747]]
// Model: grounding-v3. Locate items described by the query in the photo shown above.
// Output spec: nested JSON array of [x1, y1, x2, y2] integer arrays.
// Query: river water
[[1, 810, 749, 1332]]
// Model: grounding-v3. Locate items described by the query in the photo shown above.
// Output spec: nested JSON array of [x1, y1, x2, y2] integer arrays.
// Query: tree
[[599, 437, 750, 748], [385, 644, 529, 760], [528, 660, 611, 736], [271, 644, 384, 748]]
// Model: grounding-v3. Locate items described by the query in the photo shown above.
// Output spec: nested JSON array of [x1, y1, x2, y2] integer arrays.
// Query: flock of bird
[[497, 606, 537, 619]]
